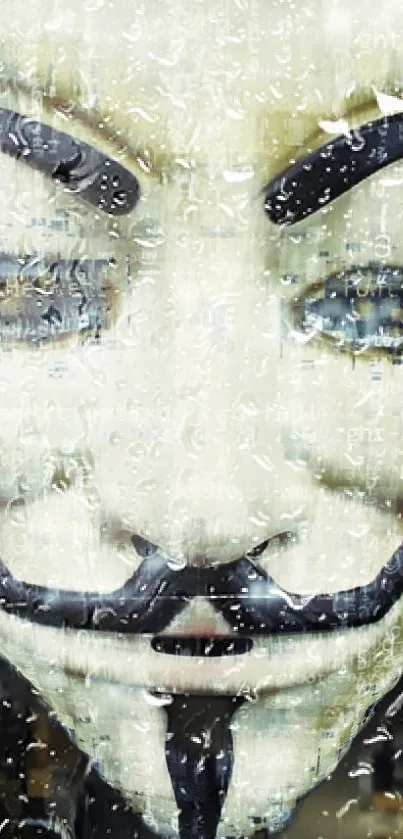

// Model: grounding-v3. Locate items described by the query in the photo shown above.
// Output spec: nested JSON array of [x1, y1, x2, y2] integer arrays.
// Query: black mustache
[[0, 535, 402, 635]]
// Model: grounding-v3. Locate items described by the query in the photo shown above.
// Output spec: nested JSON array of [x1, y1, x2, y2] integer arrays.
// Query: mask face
[[0, 0, 403, 835]]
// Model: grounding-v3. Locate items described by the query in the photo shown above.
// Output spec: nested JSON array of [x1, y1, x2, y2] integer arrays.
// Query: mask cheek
[[47, 677, 179, 837], [0, 490, 141, 591], [220, 699, 322, 836]]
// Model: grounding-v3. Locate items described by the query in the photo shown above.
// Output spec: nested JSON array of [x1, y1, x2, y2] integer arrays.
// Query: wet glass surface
[[1, 1, 403, 837], [0, 658, 402, 839]]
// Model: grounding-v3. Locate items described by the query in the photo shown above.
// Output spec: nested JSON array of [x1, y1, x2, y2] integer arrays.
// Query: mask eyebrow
[[0, 107, 140, 216], [264, 112, 403, 226]]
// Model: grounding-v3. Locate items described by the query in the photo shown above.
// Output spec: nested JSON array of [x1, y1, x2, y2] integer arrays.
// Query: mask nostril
[[131, 534, 159, 558]]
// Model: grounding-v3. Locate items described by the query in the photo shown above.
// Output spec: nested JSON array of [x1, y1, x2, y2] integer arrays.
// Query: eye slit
[[0, 254, 115, 345], [289, 265, 403, 356]]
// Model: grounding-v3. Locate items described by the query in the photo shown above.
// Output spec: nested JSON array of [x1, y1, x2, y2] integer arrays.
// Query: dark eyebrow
[[0, 108, 140, 216], [264, 113, 403, 226]]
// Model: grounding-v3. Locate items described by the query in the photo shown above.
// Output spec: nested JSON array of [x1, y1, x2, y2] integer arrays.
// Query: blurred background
[[0, 654, 402, 839]]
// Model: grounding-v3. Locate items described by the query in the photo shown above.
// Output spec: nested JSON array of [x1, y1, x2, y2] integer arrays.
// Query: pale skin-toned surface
[[0, 0, 402, 834]]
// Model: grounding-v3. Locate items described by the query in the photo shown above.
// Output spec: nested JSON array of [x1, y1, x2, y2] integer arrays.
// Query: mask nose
[[132, 533, 283, 568], [93, 204, 310, 567]]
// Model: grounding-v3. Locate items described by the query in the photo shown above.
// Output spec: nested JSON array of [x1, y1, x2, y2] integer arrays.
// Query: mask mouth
[[151, 636, 253, 656]]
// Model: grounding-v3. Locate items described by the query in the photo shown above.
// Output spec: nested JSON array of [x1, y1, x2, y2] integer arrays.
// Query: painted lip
[[0, 533, 402, 637]]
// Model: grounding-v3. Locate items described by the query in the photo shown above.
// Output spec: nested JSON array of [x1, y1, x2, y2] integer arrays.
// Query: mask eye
[[289, 265, 403, 356], [0, 255, 116, 346]]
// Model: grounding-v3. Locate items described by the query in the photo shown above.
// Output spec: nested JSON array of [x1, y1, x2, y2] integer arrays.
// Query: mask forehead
[[2, 0, 403, 171]]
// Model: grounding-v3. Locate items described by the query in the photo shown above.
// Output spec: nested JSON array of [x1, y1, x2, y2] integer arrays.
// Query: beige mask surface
[[0, 0, 402, 836]]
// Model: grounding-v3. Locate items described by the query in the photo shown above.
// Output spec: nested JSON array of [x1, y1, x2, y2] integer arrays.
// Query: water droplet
[[223, 167, 254, 184], [83, 0, 104, 10], [143, 690, 173, 707], [167, 555, 187, 572], [251, 448, 274, 473], [236, 393, 259, 417], [244, 690, 258, 703], [318, 118, 350, 136], [128, 442, 146, 461], [5, 497, 27, 527], [113, 190, 127, 206], [136, 478, 158, 495], [181, 418, 205, 455], [348, 131, 365, 152], [109, 431, 122, 447]]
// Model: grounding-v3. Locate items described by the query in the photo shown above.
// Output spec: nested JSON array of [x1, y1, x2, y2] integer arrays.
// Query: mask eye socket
[[0, 255, 120, 346], [289, 265, 403, 356]]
